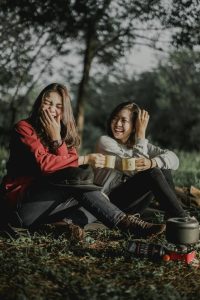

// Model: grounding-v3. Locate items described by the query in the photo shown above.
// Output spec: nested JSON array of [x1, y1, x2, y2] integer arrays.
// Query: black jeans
[[109, 168, 186, 218], [14, 182, 125, 229]]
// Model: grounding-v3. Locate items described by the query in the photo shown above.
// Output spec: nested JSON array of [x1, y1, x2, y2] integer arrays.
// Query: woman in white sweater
[[96, 101, 187, 219]]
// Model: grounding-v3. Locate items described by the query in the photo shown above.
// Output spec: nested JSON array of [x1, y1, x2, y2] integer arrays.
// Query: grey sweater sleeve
[[96, 136, 124, 156], [147, 143, 179, 170], [97, 136, 179, 170]]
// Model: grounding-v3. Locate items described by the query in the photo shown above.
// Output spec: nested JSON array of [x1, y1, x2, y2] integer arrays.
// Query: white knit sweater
[[96, 135, 179, 174]]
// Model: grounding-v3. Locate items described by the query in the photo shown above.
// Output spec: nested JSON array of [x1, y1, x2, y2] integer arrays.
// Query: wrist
[[49, 139, 62, 150], [150, 159, 157, 168], [136, 131, 145, 139]]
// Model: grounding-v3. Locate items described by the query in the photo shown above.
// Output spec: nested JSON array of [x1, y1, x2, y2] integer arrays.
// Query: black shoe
[[117, 214, 166, 238]]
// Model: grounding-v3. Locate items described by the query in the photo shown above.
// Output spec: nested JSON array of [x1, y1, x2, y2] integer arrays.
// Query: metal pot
[[166, 217, 200, 245]]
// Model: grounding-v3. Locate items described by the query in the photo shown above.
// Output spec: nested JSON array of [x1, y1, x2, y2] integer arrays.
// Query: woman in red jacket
[[1, 83, 165, 240]]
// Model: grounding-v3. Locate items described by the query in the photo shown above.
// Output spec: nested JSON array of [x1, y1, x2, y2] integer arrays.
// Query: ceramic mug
[[104, 155, 116, 169], [122, 157, 135, 171]]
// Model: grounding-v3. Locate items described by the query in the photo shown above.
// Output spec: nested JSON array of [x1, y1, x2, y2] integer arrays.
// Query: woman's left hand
[[135, 109, 149, 139], [135, 158, 156, 171], [40, 109, 61, 141]]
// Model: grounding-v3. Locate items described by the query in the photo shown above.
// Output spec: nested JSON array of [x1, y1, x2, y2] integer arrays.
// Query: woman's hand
[[79, 153, 106, 168], [135, 158, 157, 172], [40, 109, 61, 141], [135, 109, 149, 139]]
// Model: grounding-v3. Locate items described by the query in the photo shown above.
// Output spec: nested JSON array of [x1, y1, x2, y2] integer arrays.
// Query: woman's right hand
[[40, 109, 61, 141], [81, 153, 106, 168], [135, 109, 149, 139]]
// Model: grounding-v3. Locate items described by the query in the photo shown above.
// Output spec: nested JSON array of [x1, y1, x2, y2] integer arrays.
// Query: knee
[[149, 167, 165, 179], [160, 169, 173, 179], [100, 192, 110, 201]]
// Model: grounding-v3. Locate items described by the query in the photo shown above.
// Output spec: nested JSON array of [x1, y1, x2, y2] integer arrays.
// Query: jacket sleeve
[[147, 143, 179, 170], [15, 120, 78, 174]]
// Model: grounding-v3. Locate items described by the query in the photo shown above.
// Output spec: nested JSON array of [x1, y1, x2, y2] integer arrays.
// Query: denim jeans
[[14, 181, 125, 229], [109, 168, 186, 218]]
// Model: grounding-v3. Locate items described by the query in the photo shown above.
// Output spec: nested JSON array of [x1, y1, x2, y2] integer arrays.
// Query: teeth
[[115, 130, 123, 133]]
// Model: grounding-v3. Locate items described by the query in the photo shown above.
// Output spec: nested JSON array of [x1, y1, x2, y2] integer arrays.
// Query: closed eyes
[[112, 117, 130, 123], [43, 99, 63, 109]]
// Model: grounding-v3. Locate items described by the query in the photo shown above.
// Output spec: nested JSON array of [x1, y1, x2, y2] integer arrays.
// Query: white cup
[[122, 158, 135, 171], [104, 155, 116, 169]]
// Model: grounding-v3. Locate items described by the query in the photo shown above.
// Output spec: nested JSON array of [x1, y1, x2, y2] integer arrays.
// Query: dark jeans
[[109, 168, 186, 218], [13, 182, 125, 229]]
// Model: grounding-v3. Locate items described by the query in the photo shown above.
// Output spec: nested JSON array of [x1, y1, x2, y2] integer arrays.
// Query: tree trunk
[[75, 34, 95, 147]]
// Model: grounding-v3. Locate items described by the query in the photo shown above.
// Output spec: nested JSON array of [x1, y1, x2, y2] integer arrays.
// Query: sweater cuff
[[153, 157, 164, 169], [135, 137, 148, 146]]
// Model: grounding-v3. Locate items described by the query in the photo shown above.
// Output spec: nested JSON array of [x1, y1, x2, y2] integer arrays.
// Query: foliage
[[0, 3, 65, 146], [173, 151, 200, 188], [83, 49, 200, 152], [150, 50, 200, 151], [0, 147, 9, 179], [2, 0, 196, 143], [167, 0, 200, 48]]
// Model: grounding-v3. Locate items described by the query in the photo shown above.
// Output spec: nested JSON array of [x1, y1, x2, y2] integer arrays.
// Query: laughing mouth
[[114, 128, 124, 134]]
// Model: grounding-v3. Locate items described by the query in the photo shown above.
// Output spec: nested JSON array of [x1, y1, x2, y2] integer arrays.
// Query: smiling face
[[40, 91, 63, 119], [111, 108, 133, 144]]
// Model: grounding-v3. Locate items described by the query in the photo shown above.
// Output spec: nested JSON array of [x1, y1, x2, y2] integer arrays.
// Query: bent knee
[[149, 167, 164, 178]]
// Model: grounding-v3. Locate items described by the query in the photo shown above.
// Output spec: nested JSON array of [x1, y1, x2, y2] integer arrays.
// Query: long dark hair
[[29, 83, 80, 148], [107, 101, 139, 148]]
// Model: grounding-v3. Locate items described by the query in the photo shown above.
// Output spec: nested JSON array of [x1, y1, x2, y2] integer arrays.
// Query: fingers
[[40, 109, 61, 129], [43, 109, 54, 123], [139, 109, 150, 121], [88, 153, 106, 168], [40, 109, 51, 126], [137, 108, 141, 119], [94, 153, 106, 168], [135, 158, 151, 171], [39, 117, 46, 128], [56, 114, 61, 125]]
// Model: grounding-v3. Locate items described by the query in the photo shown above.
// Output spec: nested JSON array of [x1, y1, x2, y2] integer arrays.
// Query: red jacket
[[1, 119, 78, 207]]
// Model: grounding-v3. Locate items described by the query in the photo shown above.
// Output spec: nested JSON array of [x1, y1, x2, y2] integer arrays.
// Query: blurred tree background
[[0, 0, 200, 153]]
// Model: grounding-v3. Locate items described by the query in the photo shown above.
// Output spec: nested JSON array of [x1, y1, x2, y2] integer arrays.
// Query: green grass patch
[[0, 149, 200, 299], [173, 151, 200, 188], [0, 229, 200, 300]]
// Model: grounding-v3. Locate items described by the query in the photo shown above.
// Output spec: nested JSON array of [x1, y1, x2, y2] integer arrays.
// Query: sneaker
[[117, 214, 166, 238]]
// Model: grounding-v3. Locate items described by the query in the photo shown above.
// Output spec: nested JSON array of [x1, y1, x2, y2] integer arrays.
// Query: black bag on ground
[[46, 164, 102, 191]]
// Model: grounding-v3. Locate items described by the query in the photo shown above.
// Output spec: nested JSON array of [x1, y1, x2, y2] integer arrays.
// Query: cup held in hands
[[122, 158, 135, 171], [104, 155, 116, 169]]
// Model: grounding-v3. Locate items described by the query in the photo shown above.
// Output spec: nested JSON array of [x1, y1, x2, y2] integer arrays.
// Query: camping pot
[[166, 217, 200, 245]]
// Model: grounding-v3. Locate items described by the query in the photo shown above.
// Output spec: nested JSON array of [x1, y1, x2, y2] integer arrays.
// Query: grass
[[173, 151, 200, 188], [0, 148, 200, 299], [0, 228, 200, 300]]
